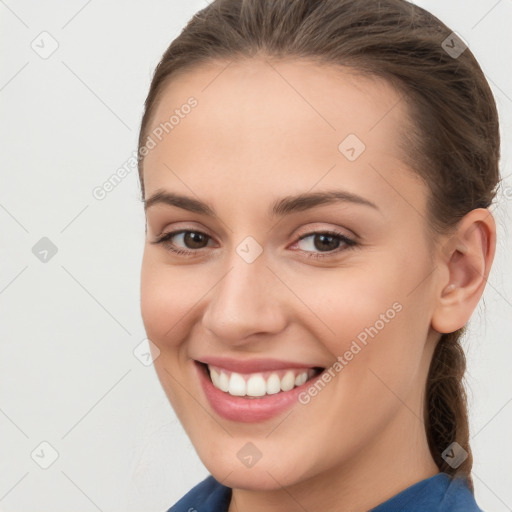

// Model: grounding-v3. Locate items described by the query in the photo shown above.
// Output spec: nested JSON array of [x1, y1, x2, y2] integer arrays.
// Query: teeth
[[295, 372, 307, 386], [229, 373, 246, 396], [210, 367, 220, 388], [280, 371, 295, 391], [247, 375, 266, 397], [218, 371, 229, 392], [207, 365, 316, 397], [266, 373, 281, 395]]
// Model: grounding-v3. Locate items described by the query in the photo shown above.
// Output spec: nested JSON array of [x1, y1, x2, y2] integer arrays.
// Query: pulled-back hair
[[137, 0, 501, 492]]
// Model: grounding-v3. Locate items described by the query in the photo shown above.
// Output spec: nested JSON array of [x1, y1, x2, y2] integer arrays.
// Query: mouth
[[197, 361, 324, 399]]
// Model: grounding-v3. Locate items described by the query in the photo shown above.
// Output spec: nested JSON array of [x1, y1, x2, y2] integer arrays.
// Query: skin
[[139, 58, 496, 512]]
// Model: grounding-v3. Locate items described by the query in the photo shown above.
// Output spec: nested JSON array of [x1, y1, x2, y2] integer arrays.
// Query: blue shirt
[[167, 472, 484, 511]]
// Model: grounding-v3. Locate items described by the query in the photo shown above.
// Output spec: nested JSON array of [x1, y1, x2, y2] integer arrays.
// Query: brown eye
[[313, 233, 342, 252], [182, 231, 209, 249], [294, 230, 358, 259], [151, 230, 213, 255]]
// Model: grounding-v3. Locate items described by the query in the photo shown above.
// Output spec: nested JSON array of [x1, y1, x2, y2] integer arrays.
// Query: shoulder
[[166, 475, 232, 512], [370, 472, 485, 512], [439, 474, 485, 512], [167, 472, 484, 512]]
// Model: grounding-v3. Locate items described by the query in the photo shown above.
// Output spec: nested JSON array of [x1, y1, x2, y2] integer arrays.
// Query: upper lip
[[196, 356, 322, 374]]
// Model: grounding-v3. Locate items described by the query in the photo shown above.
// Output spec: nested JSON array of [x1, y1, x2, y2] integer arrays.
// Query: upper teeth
[[208, 364, 316, 397]]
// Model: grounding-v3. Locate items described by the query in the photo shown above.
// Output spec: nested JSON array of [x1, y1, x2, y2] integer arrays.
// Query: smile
[[206, 364, 321, 398], [195, 359, 325, 422]]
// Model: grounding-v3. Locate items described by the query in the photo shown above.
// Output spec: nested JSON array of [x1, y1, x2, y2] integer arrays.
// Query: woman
[[137, 0, 499, 510]]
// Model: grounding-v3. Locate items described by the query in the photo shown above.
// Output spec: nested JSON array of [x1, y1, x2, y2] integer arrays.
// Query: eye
[[292, 230, 358, 259], [150, 230, 213, 256], [150, 228, 358, 259]]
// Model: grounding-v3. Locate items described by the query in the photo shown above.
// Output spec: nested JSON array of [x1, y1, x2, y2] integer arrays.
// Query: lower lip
[[195, 361, 319, 423]]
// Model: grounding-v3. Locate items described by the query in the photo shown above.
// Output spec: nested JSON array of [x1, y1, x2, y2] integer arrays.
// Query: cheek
[[140, 251, 198, 348], [308, 257, 428, 382], [302, 264, 404, 341]]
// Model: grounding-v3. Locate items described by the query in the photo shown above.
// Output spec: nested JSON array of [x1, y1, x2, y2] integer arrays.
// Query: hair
[[137, 0, 500, 493]]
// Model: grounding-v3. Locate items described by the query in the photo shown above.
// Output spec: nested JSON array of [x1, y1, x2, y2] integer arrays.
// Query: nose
[[201, 250, 287, 347]]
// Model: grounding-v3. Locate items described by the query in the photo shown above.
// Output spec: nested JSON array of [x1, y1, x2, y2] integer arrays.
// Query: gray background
[[1, 0, 511, 511]]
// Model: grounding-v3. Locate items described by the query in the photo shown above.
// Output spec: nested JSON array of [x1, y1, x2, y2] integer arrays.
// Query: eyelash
[[150, 228, 358, 260]]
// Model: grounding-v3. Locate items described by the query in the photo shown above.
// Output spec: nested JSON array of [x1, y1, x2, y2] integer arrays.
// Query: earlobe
[[431, 208, 496, 334]]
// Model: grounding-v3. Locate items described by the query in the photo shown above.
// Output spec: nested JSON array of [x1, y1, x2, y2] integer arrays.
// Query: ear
[[431, 208, 496, 334]]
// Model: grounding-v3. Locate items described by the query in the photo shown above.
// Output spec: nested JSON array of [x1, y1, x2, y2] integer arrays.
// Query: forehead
[[142, 58, 426, 217]]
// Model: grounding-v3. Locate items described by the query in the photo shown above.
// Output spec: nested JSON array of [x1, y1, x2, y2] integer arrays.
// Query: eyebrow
[[144, 188, 380, 217]]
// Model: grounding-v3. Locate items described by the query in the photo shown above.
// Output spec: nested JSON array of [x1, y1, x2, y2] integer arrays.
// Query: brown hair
[[137, 0, 500, 492]]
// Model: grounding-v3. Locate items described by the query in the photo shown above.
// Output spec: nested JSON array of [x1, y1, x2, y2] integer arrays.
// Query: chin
[[200, 450, 309, 491], [215, 467, 298, 491]]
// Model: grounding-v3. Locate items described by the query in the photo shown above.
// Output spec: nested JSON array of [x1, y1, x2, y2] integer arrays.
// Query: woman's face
[[140, 59, 441, 491]]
